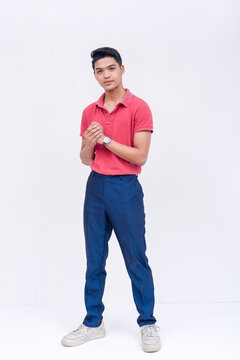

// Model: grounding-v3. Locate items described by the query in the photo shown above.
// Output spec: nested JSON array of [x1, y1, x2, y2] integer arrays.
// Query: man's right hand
[[84, 122, 104, 146]]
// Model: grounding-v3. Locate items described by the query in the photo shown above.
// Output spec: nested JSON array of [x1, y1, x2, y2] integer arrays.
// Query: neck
[[104, 84, 126, 103]]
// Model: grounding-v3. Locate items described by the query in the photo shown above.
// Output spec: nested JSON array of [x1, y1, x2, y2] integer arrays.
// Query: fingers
[[86, 122, 102, 136], [88, 129, 102, 141], [87, 123, 102, 134], [84, 127, 99, 138], [83, 122, 104, 144], [89, 122, 103, 131], [85, 127, 103, 145]]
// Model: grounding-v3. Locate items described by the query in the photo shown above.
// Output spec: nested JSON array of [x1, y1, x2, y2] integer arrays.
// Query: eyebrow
[[95, 64, 116, 71]]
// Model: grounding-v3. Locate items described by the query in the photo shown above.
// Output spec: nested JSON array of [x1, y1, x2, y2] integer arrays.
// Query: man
[[61, 47, 161, 352]]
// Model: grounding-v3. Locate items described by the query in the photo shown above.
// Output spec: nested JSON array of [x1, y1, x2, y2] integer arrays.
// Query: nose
[[103, 70, 111, 78]]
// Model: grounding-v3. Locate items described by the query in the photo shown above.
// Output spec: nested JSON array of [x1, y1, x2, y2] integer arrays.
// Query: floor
[[0, 303, 239, 359]]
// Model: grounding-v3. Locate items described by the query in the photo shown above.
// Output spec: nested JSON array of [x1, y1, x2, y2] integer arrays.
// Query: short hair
[[91, 47, 122, 71]]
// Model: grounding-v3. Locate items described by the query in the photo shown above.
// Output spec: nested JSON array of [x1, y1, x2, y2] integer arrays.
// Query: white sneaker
[[61, 321, 106, 347], [140, 324, 161, 352]]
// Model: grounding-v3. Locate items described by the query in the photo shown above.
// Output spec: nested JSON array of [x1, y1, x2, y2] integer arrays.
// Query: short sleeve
[[80, 110, 87, 138], [134, 101, 154, 134]]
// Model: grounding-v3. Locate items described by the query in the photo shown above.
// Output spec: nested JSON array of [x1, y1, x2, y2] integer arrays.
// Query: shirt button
[[105, 111, 108, 114]]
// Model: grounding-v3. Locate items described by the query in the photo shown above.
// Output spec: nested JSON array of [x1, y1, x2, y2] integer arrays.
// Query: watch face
[[102, 136, 111, 147]]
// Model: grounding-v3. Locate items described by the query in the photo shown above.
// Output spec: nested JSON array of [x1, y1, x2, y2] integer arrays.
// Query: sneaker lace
[[72, 323, 89, 335], [141, 324, 161, 337]]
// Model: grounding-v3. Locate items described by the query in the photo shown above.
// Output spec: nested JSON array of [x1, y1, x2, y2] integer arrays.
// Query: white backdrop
[[0, 0, 239, 306]]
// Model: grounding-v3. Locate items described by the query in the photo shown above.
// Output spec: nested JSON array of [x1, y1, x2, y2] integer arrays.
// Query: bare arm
[[80, 122, 103, 165], [97, 130, 152, 167], [80, 138, 95, 165]]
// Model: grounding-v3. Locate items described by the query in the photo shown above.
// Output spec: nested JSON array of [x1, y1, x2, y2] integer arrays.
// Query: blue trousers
[[82, 170, 157, 328]]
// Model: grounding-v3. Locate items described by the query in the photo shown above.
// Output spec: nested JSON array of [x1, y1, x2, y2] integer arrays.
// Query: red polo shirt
[[79, 88, 153, 175]]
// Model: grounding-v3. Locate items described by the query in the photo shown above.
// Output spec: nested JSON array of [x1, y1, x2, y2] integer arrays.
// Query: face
[[93, 57, 125, 91]]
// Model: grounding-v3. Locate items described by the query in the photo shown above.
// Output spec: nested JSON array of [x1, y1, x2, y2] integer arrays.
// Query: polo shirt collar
[[96, 88, 133, 109]]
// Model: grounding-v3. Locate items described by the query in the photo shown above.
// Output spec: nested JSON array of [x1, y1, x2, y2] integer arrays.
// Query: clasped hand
[[84, 122, 105, 145]]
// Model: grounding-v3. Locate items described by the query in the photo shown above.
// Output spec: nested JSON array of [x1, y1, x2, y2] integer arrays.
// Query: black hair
[[91, 47, 122, 71]]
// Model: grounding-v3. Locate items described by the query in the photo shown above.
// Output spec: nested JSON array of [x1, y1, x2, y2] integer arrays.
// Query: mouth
[[104, 81, 113, 84]]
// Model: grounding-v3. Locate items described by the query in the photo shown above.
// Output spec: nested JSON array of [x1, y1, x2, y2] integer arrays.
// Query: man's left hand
[[96, 134, 106, 145]]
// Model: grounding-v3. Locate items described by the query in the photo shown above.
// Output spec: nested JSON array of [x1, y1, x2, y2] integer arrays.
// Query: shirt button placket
[[104, 110, 108, 125]]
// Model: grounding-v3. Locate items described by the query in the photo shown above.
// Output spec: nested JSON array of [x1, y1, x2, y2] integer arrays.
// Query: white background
[[0, 0, 239, 308]]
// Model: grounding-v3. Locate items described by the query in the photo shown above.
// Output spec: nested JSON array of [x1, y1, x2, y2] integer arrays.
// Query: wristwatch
[[102, 136, 111, 147]]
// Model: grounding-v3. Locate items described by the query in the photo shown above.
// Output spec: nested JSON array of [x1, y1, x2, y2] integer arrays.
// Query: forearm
[[80, 141, 96, 165], [105, 139, 144, 166]]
